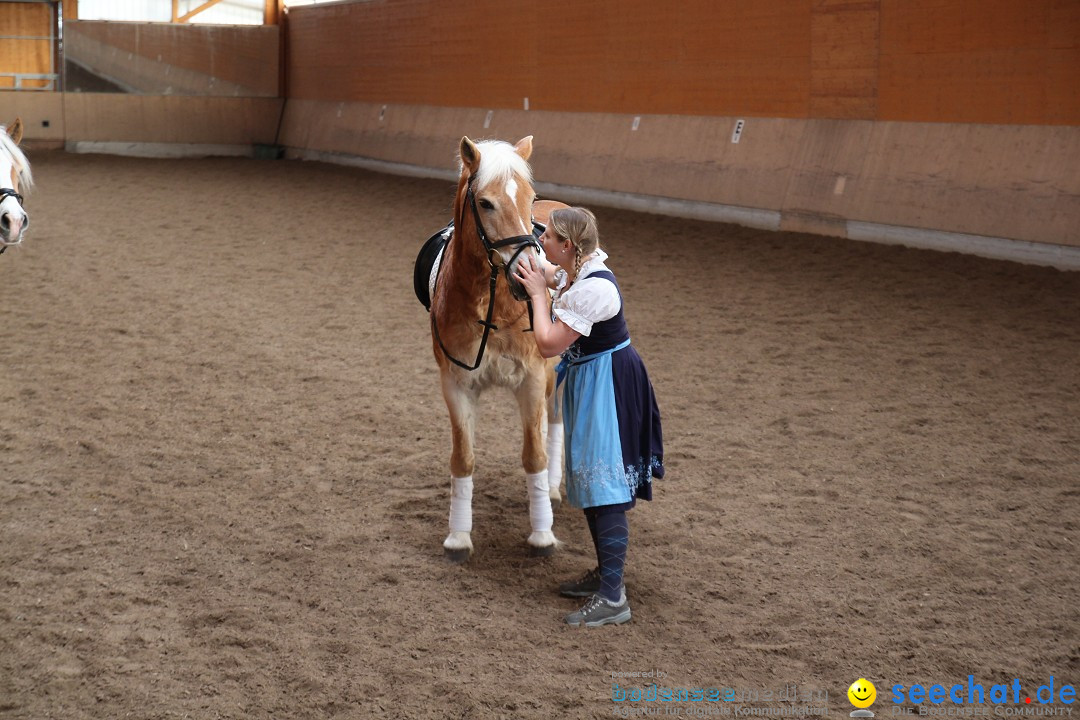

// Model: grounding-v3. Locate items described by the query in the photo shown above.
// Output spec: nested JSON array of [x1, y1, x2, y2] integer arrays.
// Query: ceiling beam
[[175, 0, 226, 23]]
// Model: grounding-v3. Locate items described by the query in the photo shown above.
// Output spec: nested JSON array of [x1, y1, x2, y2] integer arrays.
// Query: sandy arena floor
[[2, 150, 1078, 719]]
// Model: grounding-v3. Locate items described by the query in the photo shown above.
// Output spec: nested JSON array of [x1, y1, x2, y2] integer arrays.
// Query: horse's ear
[[8, 118, 23, 145], [513, 136, 533, 162], [460, 136, 481, 175]]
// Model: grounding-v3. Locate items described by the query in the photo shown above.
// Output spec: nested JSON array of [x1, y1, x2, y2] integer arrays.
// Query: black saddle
[[413, 220, 546, 311]]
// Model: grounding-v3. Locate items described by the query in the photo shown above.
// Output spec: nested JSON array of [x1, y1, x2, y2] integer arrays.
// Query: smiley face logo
[[848, 679, 877, 709]]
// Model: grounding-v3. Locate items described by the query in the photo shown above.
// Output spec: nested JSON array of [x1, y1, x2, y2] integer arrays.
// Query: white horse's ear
[[8, 118, 23, 145], [460, 136, 481, 175], [514, 135, 533, 162]]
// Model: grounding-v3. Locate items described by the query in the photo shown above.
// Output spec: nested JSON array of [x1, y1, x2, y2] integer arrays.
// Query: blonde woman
[[515, 207, 664, 627]]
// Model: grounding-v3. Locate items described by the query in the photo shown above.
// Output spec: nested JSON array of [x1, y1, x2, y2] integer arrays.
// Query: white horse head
[[1, 119, 33, 250]]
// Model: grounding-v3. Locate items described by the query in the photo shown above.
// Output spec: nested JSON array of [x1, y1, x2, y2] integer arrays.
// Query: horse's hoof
[[528, 543, 557, 558], [549, 496, 562, 511], [444, 547, 471, 564]]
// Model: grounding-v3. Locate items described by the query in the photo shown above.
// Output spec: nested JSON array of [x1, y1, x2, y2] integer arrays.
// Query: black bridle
[[0, 187, 26, 255], [431, 174, 543, 371]]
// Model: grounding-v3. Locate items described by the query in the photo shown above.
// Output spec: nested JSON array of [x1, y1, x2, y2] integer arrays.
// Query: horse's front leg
[[441, 370, 478, 563], [545, 363, 563, 508], [516, 367, 559, 557]]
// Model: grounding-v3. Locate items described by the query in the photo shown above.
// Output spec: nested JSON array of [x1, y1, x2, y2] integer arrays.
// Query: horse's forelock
[[471, 140, 532, 190], [0, 128, 33, 190]]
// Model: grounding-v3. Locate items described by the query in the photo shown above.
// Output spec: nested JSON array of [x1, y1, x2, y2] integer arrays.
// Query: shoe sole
[[566, 608, 632, 628], [559, 588, 598, 598], [559, 583, 627, 599]]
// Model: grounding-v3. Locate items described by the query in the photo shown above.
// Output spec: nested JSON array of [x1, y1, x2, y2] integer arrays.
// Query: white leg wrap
[[449, 475, 473, 533], [527, 471, 553, 534], [546, 423, 564, 494]]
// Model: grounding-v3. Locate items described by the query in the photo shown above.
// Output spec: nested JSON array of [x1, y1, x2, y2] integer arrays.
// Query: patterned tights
[[585, 508, 629, 603]]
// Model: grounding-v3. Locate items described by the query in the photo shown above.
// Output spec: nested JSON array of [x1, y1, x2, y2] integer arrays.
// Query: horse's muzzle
[[506, 270, 530, 301], [0, 211, 26, 245], [506, 241, 543, 302]]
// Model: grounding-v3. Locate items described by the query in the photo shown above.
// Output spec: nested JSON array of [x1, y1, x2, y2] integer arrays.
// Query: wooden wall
[[285, 0, 1080, 126], [0, 91, 64, 146], [64, 21, 279, 97], [0, 2, 55, 90], [280, 100, 1080, 249], [1, 91, 282, 155], [3, 1, 1076, 262], [879, 0, 1080, 125], [63, 94, 283, 147], [279, 0, 1080, 259], [285, 0, 814, 118]]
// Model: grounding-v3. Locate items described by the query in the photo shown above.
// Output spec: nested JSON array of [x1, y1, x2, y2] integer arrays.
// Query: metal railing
[[0, 73, 59, 91]]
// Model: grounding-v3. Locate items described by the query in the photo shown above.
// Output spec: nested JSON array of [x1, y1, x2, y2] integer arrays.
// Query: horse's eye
[[478, 199, 495, 210]]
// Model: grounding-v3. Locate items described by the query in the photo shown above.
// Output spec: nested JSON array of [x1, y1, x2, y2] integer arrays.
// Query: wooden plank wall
[[62, 94, 283, 146], [0, 2, 54, 90], [879, 0, 1080, 125], [4, 1, 1076, 255], [285, 0, 1080, 126], [280, 0, 1080, 253], [810, 0, 880, 119], [64, 21, 279, 97], [3, 18, 281, 154], [0, 91, 64, 147], [286, 0, 814, 118], [1, 90, 282, 154]]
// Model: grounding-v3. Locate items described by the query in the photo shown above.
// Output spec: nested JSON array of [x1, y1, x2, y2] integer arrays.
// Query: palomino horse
[[430, 136, 566, 562], [0, 119, 32, 253]]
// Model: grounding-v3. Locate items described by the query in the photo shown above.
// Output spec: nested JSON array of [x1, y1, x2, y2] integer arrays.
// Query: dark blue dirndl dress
[[557, 270, 664, 511]]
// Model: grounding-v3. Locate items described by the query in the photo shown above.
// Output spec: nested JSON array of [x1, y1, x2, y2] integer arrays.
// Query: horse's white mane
[[0, 126, 33, 190], [470, 140, 532, 188]]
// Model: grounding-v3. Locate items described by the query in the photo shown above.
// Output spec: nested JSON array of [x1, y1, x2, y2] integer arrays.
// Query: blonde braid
[[573, 244, 585, 281], [549, 207, 600, 282]]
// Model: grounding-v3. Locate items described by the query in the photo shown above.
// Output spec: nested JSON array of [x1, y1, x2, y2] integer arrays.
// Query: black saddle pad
[[414, 220, 547, 311]]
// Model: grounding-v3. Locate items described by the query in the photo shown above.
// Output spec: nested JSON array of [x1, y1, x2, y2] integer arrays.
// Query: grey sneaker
[[558, 567, 601, 597], [565, 592, 632, 627]]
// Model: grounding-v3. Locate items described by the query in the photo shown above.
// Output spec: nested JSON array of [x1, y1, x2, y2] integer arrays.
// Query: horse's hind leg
[[441, 372, 477, 563], [516, 372, 559, 556], [545, 370, 563, 509]]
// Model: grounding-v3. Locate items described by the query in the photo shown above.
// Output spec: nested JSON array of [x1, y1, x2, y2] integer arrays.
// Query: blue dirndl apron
[[559, 339, 635, 509]]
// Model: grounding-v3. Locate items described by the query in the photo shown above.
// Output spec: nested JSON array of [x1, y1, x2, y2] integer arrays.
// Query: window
[[75, 0, 269, 25]]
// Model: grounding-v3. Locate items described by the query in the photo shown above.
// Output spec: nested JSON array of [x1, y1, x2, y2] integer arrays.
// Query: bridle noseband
[[432, 174, 543, 371], [0, 187, 26, 255]]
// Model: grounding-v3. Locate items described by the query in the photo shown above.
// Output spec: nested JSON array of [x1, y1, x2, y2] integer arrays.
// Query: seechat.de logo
[[890, 677, 1076, 706]]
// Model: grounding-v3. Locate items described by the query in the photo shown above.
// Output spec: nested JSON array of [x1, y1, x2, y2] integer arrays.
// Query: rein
[[431, 175, 542, 371], [0, 187, 25, 255]]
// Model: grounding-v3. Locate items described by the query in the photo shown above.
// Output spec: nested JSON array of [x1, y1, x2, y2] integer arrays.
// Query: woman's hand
[[514, 256, 550, 301], [514, 255, 582, 357]]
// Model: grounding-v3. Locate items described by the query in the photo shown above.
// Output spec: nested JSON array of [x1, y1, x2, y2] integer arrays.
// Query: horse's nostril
[[0, 214, 9, 232]]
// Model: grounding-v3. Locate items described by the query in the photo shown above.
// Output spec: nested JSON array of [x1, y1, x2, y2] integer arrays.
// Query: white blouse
[[552, 249, 621, 336]]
